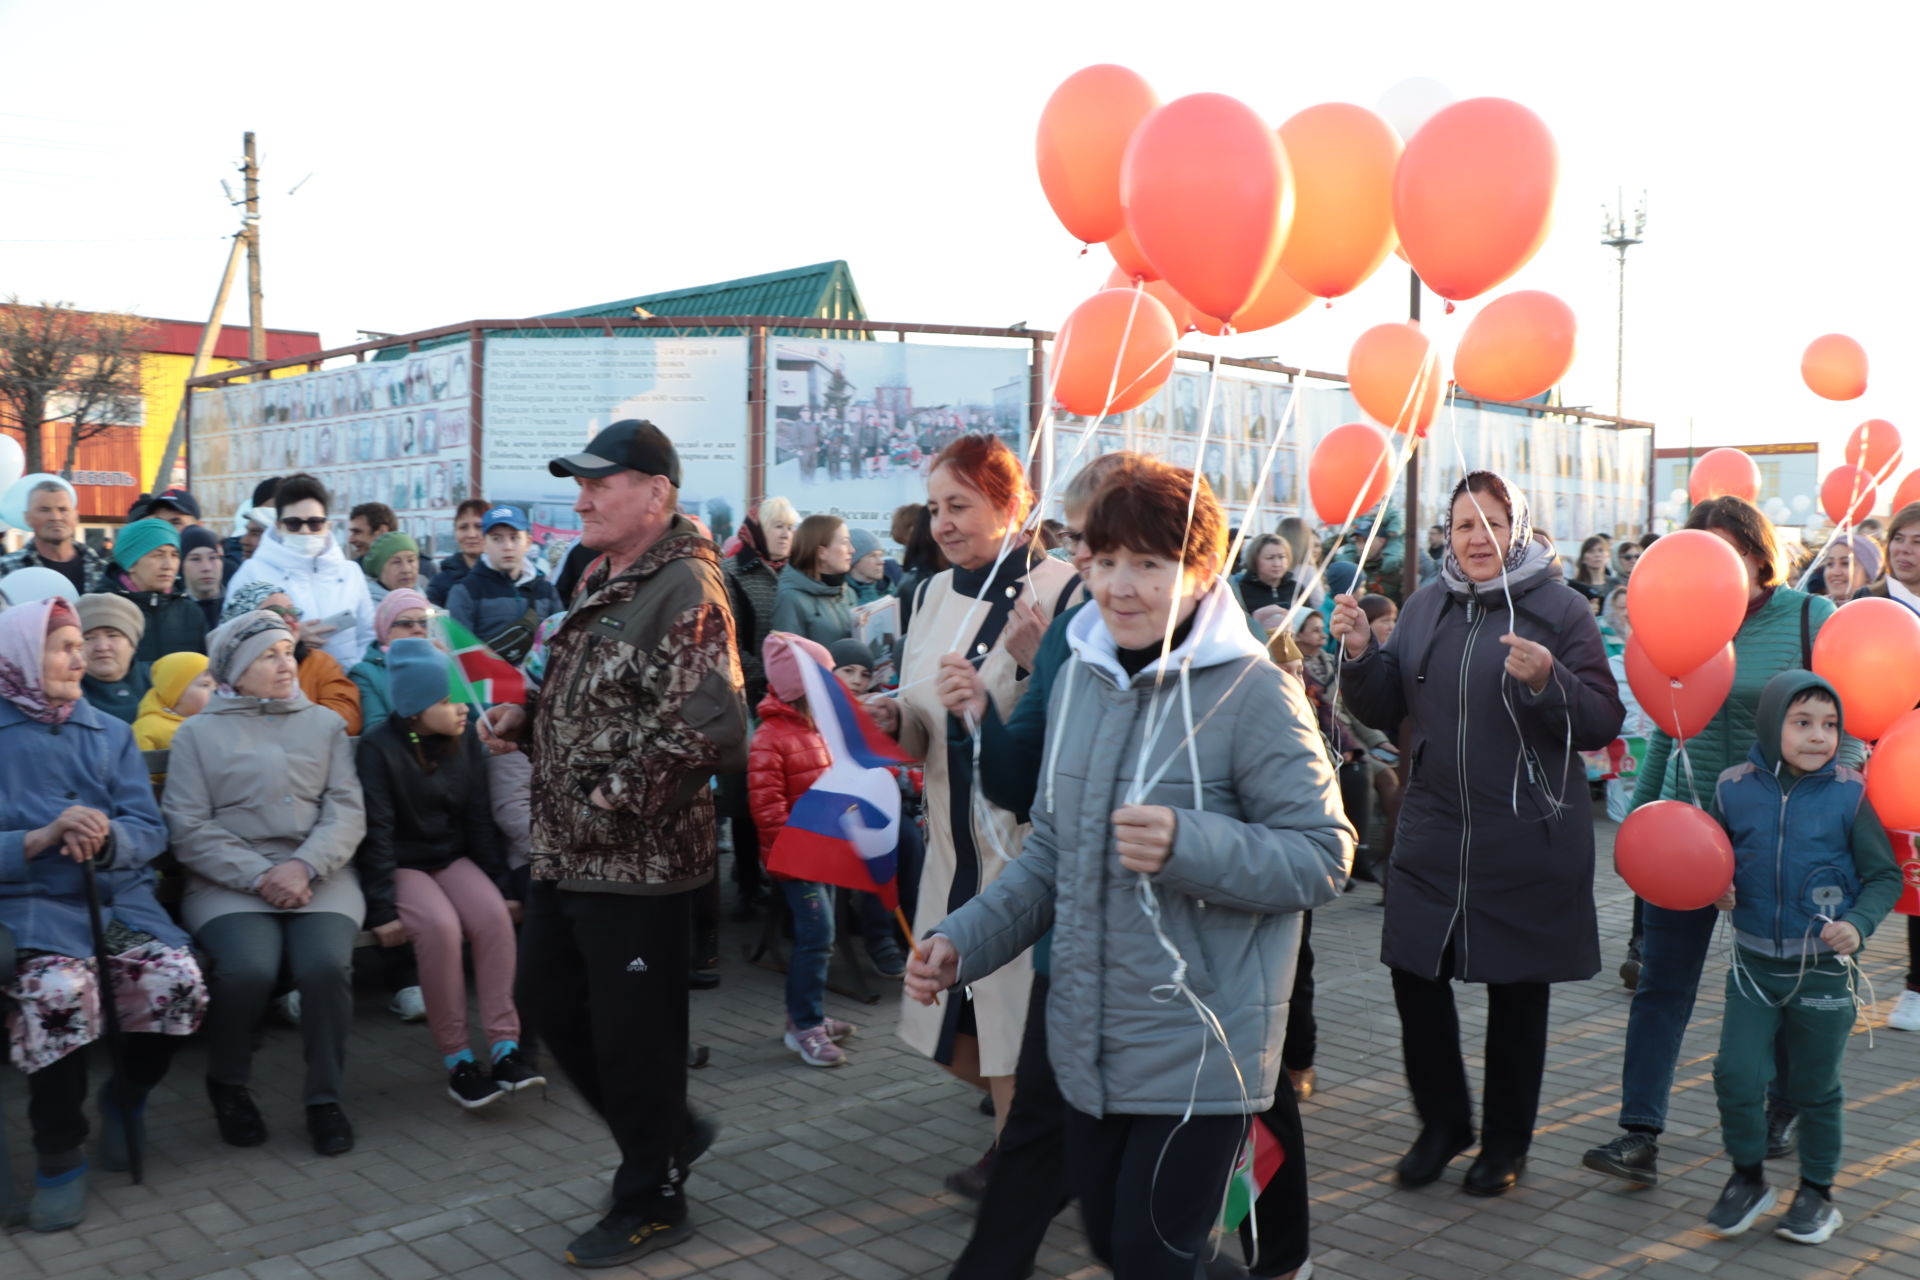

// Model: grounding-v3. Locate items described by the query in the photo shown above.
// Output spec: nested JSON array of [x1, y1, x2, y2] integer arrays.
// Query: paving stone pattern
[[7, 815, 1920, 1278]]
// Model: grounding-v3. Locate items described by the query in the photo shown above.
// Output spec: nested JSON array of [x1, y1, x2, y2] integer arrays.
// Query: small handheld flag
[[430, 614, 528, 706], [1220, 1113, 1285, 1233]]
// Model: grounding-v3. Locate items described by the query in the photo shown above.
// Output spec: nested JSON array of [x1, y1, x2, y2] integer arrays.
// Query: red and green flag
[[430, 615, 527, 705], [1220, 1114, 1285, 1232]]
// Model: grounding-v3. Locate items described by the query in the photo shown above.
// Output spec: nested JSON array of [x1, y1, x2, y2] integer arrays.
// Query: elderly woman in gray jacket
[[164, 610, 367, 1158], [907, 460, 1352, 1280]]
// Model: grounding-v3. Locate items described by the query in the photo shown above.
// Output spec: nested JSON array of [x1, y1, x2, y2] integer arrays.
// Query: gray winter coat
[[769, 564, 854, 647], [934, 579, 1353, 1117]]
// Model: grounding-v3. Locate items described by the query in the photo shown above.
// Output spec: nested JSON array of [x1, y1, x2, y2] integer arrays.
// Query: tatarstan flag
[[431, 615, 527, 705], [1221, 1113, 1285, 1232]]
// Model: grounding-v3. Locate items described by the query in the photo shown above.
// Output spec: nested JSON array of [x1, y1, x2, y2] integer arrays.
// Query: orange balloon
[[1103, 267, 1198, 334], [1121, 93, 1294, 325], [1036, 65, 1161, 245], [1821, 464, 1878, 526], [1802, 334, 1868, 401], [1688, 447, 1761, 506], [1626, 529, 1748, 678], [1812, 597, 1920, 741], [1847, 418, 1903, 479], [1391, 98, 1558, 302], [1051, 288, 1178, 417], [1309, 423, 1395, 525], [1348, 323, 1440, 436], [1893, 469, 1920, 514], [1624, 638, 1735, 741], [1616, 801, 1735, 911], [1190, 263, 1315, 336], [1105, 223, 1157, 283], [1275, 103, 1402, 300], [1452, 290, 1577, 402], [1868, 710, 1920, 830]]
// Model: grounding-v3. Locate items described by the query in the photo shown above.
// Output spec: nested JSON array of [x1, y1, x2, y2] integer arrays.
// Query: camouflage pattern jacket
[[526, 517, 749, 893]]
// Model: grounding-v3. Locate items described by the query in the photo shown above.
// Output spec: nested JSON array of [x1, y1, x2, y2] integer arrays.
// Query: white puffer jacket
[[227, 530, 376, 668]]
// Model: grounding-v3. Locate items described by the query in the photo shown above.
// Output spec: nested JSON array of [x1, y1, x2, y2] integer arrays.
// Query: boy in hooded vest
[[1705, 671, 1900, 1245]]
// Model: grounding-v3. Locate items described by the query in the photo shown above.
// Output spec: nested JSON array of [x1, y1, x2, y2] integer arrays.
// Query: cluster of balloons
[[1039, 66, 1570, 418]]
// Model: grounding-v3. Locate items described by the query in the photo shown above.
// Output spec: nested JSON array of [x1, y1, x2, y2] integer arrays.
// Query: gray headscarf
[[207, 610, 293, 690], [1440, 471, 1559, 599]]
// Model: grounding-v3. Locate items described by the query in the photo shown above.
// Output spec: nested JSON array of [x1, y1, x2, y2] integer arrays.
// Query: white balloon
[[0, 473, 76, 530], [1667, 488, 1689, 505], [0, 435, 22, 496], [1791, 494, 1813, 513], [1377, 77, 1456, 143]]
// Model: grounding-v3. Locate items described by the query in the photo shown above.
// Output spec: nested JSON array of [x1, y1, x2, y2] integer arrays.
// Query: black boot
[[1463, 1150, 1527, 1196], [207, 1080, 266, 1148], [1395, 1125, 1473, 1188]]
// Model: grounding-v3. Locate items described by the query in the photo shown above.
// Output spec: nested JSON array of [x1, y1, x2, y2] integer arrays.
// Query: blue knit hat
[[387, 638, 454, 719], [112, 517, 181, 571]]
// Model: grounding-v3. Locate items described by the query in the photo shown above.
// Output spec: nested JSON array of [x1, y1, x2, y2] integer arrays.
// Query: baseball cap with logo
[[483, 504, 530, 534], [548, 419, 682, 487], [151, 487, 202, 519]]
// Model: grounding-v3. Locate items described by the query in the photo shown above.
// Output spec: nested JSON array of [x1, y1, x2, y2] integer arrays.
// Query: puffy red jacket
[[747, 693, 831, 845]]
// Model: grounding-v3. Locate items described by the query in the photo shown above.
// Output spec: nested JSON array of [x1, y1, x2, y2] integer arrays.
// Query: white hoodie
[[227, 529, 376, 667]]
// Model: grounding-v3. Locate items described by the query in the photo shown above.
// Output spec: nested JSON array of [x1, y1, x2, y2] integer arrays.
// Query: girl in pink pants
[[353, 639, 543, 1109]]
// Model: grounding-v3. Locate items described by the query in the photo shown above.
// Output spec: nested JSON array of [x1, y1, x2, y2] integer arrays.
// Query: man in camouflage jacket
[[485, 420, 747, 1269]]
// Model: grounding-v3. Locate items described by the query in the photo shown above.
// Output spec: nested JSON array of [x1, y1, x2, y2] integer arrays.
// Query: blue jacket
[[0, 698, 188, 956], [425, 552, 474, 607], [348, 646, 393, 734], [446, 557, 562, 665], [1714, 670, 1900, 958]]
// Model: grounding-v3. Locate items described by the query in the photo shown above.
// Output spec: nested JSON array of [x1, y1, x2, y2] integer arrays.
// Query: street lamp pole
[[1601, 189, 1648, 419]]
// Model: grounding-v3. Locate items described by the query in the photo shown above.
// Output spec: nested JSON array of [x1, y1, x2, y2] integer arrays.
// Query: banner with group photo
[[187, 347, 474, 551], [767, 339, 1030, 536], [482, 335, 749, 550]]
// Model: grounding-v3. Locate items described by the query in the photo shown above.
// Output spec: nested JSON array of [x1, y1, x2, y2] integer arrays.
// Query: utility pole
[[243, 131, 264, 363], [1601, 189, 1647, 419], [151, 232, 245, 490]]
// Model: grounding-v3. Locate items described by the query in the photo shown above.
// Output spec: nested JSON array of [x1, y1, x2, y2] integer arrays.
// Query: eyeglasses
[[388, 616, 429, 634], [279, 516, 328, 533], [264, 603, 304, 623]]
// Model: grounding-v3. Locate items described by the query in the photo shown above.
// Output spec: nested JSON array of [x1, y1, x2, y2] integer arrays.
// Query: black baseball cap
[[549, 419, 681, 486], [151, 487, 201, 519]]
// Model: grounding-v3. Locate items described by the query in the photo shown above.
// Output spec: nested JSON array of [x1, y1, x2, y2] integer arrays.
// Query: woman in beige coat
[[164, 610, 367, 1157], [866, 434, 1076, 1196]]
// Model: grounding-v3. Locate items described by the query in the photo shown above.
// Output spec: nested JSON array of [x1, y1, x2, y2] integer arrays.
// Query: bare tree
[[0, 298, 150, 478]]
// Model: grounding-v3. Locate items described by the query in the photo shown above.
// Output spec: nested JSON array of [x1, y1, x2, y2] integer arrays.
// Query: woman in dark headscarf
[[1333, 471, 1624, 1197]]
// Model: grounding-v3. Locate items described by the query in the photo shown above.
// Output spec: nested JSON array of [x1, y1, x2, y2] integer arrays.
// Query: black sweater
[[353, 718, 509, 927]]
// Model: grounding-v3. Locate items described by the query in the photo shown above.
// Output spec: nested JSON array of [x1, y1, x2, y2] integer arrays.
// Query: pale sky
[[5, 0, 1916, 469]]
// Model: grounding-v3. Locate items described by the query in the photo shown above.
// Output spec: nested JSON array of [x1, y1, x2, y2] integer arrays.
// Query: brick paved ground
[[7, 811, 1920, 1279]]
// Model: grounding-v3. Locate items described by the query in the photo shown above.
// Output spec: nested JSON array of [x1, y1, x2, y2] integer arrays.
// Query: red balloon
[[1191, 262, 1315, 336], [1051, 288, 1179, 417], [1868, 710, 1920, 831], [1894, 469, 1920, 515], [1627, 530, 1748, 678], [1624, 638, 1736, 741], [1105, 223, 1157, 283], [1348, 322, 1440, 437], [1275, 103, 1402, 299], [1688, 448, 1761, 507], [1802, 334, 1868, 401], [1616, 800, 1736, 911], [1309, 423, 1395, 525], [1103, 267, 1197, 334], [1391, 98, 1558, 302], [1821, 464, 1878, 526], [1846, 418, 1903, 480], [1451, 290, 1577, 402], [1812, 597, 1920, 741], [1036, 65, 1161, 245], [1121, 93, 1294, 326]]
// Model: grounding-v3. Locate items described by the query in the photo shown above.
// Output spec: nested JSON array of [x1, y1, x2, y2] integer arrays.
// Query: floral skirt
[[4, 941, 208, 1074]]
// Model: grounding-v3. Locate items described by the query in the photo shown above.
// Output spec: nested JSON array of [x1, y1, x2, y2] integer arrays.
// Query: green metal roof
[[543, 260, 868, 337]]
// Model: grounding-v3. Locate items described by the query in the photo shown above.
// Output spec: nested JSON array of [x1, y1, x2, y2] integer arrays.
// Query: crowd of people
[[2, 428, 1916, 1271]]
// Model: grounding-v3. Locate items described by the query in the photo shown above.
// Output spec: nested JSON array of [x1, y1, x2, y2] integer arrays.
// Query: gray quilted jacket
[[934, 578, 1352, 1116]]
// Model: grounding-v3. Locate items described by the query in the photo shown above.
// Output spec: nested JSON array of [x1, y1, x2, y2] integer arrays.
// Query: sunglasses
[[265, 603, 304, 623], [279, 516, 329, 533]]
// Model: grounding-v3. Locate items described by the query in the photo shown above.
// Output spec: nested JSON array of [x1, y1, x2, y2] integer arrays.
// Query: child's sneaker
[[786, 1016, 854, 1043], [1776, 1185, 1842, 1245], [1887, 989, 1920, 1031], [783, 1023, 846, 1067], [447, 1060, 504, 1111], [491, 1051, 546, 1094], [1704, 1174, 1775, 1238]]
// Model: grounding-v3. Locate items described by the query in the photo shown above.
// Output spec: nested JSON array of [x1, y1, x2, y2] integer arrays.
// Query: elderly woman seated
[[0, 598, 208, 1232]]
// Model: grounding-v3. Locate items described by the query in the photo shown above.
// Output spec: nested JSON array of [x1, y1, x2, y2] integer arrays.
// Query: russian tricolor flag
[[764, 652, 912, 910]]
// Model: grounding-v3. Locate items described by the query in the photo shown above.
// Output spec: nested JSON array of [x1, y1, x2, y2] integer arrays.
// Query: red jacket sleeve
[[748, 729, 793, 844]]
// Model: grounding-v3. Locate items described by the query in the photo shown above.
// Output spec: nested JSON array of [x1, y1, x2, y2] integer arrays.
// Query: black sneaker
[[1619, 939, 1642, 991], [207, 1080, 267, 1148], [563, 1202, 689, 1268], [1767, 1109, 1800, 1160], [868, 942, 907, 978], [306, 1103, 354, 1156], [1776, 1184, 1842, 1245], [448, 1060, 504, 1110], [1581, 1131, 1659, 1188], [1705, 1174, 1775, 1238], [490, 1051, 547, 1095]]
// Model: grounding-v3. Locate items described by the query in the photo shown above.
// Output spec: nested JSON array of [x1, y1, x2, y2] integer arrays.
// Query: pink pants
[[394, 859, 519, 1059]]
